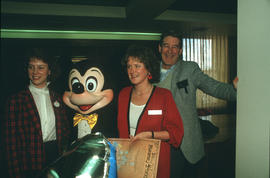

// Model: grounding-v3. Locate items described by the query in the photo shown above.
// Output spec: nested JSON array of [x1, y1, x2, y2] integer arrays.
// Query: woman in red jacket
[[117, 45, 184, 178]]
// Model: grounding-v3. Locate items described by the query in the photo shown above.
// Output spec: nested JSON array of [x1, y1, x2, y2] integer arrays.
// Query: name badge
[[148, 110, 162, 115]]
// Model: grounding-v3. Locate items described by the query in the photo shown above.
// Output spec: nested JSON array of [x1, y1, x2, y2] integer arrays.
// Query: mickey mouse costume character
[[41, 59, 117, 178], [63, 59, 117, 138]]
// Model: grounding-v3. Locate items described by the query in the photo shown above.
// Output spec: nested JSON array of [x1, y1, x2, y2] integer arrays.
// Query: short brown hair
[[122, 45, 160, 83], [159, 30, 183, 49]]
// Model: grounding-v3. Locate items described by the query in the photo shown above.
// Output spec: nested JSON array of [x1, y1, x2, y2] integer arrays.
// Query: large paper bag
[[109, 138, 161, 178]]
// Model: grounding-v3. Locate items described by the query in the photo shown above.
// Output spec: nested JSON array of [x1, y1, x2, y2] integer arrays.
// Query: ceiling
[[1, 0, 237, 37], [1, 0, 238, 101]]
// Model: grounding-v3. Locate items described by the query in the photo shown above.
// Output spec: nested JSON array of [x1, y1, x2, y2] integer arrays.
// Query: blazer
[[158, 60, 236, 164], [2, 87, 71, 178], [117, 86, 184, 178]]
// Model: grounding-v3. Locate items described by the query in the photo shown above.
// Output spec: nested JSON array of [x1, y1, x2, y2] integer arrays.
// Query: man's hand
[[233, 76, 238, 90]]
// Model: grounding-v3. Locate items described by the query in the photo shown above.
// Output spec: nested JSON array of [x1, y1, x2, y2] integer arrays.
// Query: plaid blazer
[[2, 87, 71, 178]]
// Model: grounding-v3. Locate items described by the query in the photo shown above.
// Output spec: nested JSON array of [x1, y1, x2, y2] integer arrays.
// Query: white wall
[[236, 0, 270, 178]]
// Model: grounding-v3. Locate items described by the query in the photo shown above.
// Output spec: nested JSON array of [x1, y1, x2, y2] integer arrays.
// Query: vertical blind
[[182, 34, 229, 113]]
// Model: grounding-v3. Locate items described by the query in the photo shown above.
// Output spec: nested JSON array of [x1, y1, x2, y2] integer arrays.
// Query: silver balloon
[[41, 132, 117, 178]]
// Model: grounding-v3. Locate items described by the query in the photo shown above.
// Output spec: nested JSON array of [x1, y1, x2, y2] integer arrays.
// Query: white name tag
[[148, 110, 162, 115]]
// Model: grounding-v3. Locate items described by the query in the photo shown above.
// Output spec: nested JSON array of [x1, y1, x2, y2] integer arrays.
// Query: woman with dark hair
[[117, 45, 184, 178], [2, 48, 72, 178]]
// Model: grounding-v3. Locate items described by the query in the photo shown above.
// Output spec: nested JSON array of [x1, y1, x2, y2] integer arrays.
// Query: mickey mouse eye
[[71, 78, 84, 94], [86, 77, 97, 92], [71, 78, 80, 85]]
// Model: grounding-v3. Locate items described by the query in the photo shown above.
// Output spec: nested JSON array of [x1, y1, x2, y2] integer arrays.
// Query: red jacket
[[2, 88, 71, 178], [117, 86, 184, 178]]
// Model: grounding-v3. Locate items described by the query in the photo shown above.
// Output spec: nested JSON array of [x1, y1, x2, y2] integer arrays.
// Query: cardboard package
[[109, 138, 161, 178]]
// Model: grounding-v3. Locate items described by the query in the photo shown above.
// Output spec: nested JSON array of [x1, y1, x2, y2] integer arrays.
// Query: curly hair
[[159, 30, 183, 49], [122, 45, 160, 83]]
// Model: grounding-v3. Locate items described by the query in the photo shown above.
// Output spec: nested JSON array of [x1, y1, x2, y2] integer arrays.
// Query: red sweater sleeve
[[117, 87, 131, 138], [162, 89, 184, 148]]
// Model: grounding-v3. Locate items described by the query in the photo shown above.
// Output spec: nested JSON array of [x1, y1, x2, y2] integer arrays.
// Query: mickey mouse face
[[69, 67, 104, 94], [63, 67, 113, 115]]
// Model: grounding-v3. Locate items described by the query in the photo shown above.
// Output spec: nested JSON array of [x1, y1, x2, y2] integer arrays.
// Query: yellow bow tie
[[73, 113, 98, 129]]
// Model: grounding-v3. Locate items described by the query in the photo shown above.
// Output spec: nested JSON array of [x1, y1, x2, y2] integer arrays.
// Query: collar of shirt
[[160, 62, 176, 81], [29, 81, 50, 95]]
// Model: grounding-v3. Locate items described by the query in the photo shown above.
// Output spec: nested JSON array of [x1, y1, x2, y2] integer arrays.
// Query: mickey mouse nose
[[72, 82, 84, 94]]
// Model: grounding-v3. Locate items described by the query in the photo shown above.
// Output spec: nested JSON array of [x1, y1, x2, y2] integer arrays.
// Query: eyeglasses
[[161, 44, 180, 50]]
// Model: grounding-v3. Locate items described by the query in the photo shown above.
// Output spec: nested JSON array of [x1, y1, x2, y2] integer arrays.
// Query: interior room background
[[1, 1, 238, 177]]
